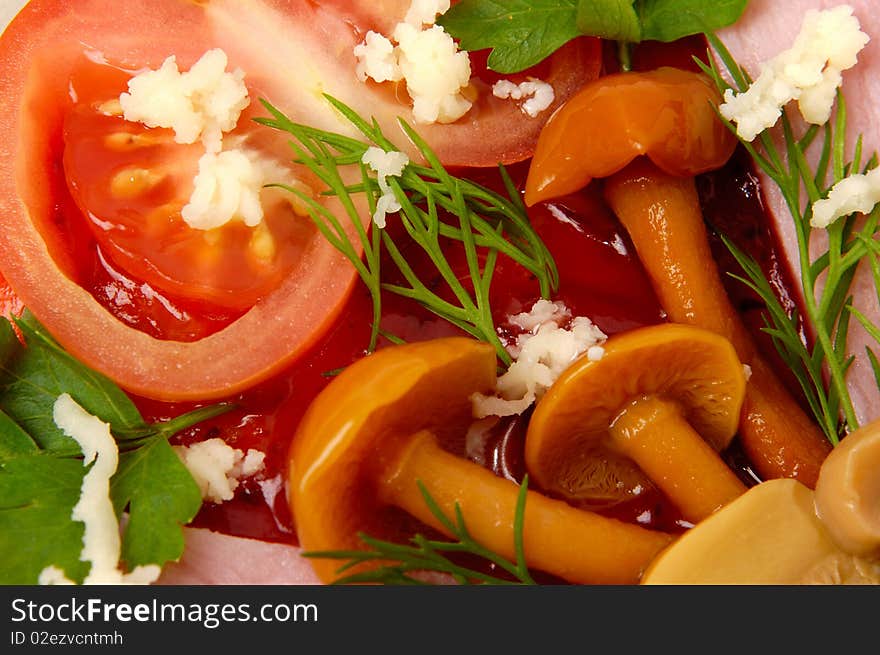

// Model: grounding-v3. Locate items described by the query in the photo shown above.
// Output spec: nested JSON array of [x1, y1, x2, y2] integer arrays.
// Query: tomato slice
[[0, 0, 599, 401], [62, 59, 310, 311]]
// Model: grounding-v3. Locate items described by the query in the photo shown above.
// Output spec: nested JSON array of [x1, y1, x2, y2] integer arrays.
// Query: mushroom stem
[[379, 430, 673, 584], [603, 160, 831, 486], [609, 396, 747, 522]]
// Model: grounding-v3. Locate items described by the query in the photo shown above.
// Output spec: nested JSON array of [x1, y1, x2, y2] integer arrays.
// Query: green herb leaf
[[0, 315, 230, 583], [112, 438, 202, 569], [638, 0, 748, 42], [0, 410, 39, 460], [440, 0, 748, 73], [576, 0, 641, 43], [438, 0, 582, 73], [0, 454, 88, 584], [0, 313, 144, 454]]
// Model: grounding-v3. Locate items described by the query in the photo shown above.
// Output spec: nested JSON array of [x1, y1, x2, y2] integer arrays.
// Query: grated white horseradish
[[393, 23, 473, 124], [354, 31, 402, 83], [472, 300, 607, 418], [182, 149, 277, 230], [121, 48, 296, 231], [361, 146, 410, 228], [404, 0, 450, 27], [354, 2, 472, 124], [719, 6, 869, 142], [492, 78, 555, 118], [173, 438, 266, 504], [40, 394, 161, 586], [811, 167, 880, 228], [120, 48, 249, 154]]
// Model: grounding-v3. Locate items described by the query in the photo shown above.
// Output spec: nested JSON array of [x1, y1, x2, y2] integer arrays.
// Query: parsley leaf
[[440, 0, 748, 73], [575, 1, 641, 43], [0, 315, 144, 454], [637, 0, 748, 43], [0, 314, 229, 584], [112, 438, 201, 570], [438, 0, 582, 73], [0, 454, 89, 584]]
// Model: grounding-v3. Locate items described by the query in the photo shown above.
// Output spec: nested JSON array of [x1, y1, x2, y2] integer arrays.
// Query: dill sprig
[[700, 33, 880, 444], [256, 97, 557, 363], [303, 476, 536, 585]]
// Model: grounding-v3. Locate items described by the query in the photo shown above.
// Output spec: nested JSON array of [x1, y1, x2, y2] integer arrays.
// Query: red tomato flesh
[[63, 58, 310, 312]]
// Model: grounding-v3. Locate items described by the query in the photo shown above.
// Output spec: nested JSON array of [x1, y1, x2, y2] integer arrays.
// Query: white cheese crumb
[[404, 0, 450, 26], [174, 438, 266, 504], [40, 394, 161, 586], [354, 31, 402, 83], [354, 3, 472, 125], [472, 301, 607, 418], [394, 23, 473, 124], [743, 364, 753, 382], [719, 6, 868, 142], [120, 48, 249, 154], [181, 149, 277, 229], [811, 166, 880, 228], [38, 566, 75, 586], [361, 146, 410, 228], [492, 78, 556, 118]]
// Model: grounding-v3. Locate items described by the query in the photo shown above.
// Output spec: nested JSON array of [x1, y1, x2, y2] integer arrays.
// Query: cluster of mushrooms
[[287, 68, 880, 584]]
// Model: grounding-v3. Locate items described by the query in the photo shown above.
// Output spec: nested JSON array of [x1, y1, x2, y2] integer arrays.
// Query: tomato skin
[[524, 67, 737, 206]]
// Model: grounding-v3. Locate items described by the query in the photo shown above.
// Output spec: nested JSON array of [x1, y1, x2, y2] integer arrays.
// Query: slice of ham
[[157, 527, 456, 585], [157, 528, 321, 585], [719, 0, 880, 425]]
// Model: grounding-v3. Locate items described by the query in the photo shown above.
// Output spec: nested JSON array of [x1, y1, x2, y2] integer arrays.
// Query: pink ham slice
[[157, 528, 321, 585], [719, 0, 880, 425], [156, 528, 456, 585]]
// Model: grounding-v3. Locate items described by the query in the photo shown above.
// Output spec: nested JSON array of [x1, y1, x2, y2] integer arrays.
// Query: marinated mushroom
[[641, 478, 880, 584], [815, 418, 880, 557], [602, 161, 831, 486], [523, 67, 735, 205], [288, 337, 672, 584], [643, 418, 880, 584], [524, 67, 830, 486], [526, 323, 747, 523]]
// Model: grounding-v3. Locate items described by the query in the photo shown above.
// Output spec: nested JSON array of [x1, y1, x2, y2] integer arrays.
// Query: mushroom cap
[[524, 67, 735, 206], [525, 323, 745, 501], [815, 418, 880, 557], [287, 337, 496, 581]]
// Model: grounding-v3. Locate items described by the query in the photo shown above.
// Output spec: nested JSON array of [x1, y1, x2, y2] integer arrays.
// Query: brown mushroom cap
[[287, 337, 496, 580], [815, 418, 880, 557], [526, 323, 745, 502]]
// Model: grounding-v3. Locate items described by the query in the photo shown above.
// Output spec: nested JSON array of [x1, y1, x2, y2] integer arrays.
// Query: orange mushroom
[[641, 478, 880, 585], [602, 161, 831, 485], [288, 337, 672, 584], [526, 323, 748, 523], [524, 67, 830, 486], [642, 419, 880, 584], [815, 418, 880, 557], [524, 67, 735, 206]]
